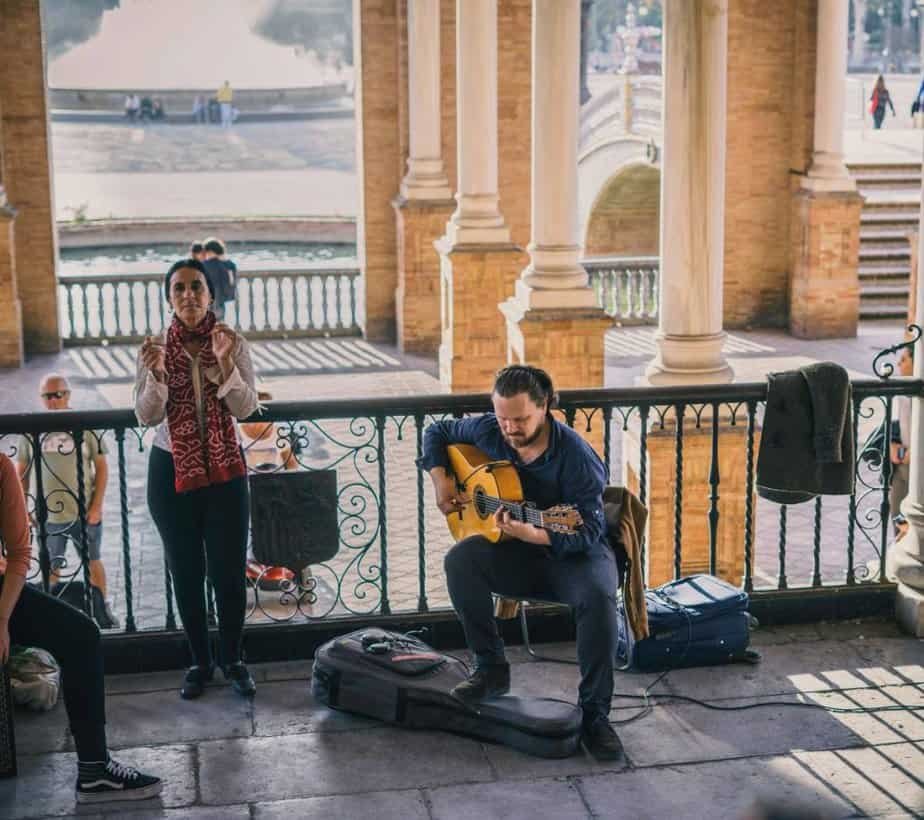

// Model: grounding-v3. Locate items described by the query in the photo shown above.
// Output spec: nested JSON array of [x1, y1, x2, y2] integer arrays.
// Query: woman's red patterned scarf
[[165, 312, 246, 493]]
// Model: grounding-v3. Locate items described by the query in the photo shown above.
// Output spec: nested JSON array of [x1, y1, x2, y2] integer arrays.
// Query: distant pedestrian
[[202, 237, 237, 322], [216, 80, 234, 129], [139, 96, 154, 122], [123, 94, 138, 121], [192, 94, 206, 124], [913, 75, 924, 128], [207, 97, 220, 124], [135, 258, 258, 701], [189, 241, 207, 263], [870, 75, 896, 129]]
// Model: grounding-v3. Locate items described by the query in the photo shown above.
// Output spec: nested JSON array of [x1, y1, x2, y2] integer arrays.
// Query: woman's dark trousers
[[2, 577, 107, 760], [444, 535, 620, 722], [147, 446, 249, 670], [873, 107, 885, 129]]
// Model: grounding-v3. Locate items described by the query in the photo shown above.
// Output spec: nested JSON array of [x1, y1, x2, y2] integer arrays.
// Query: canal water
[[59, 242, 358, 276]]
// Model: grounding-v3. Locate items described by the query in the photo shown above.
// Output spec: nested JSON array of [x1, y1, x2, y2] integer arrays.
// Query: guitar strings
[[471, 494, 540, 523]]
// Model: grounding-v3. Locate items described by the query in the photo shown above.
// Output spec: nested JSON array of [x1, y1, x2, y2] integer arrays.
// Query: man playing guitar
[[418, 365, 623, 760]]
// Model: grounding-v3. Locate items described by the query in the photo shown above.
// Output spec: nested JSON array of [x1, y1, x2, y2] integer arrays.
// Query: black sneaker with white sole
[[76, 757, 163, 804]]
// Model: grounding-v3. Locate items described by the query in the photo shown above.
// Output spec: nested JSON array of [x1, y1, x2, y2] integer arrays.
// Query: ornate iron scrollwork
[[872, 324, 922, 380]]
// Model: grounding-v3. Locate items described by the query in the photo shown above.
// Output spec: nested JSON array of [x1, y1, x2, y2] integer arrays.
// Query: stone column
[[394, 0, 454, 353], [438, 0, 523, 391], [646, 0, 731, 385], [889, 181, 924, 637], [354, 0, 401, 342], [623, 0, 752, 587], [500, 0, 610, 428], [0, 187, 22, 368], [446, 0, 509, 247], [0, 0, 60, 355], [790, 0, 864, 339], [805, 0, 855, 192]]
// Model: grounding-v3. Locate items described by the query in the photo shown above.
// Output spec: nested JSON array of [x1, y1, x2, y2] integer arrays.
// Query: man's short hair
[[492, 364, 558, 412], [203, 237, 226, 256], [40, 373, 69, 391], [189, 241, 204, 255]]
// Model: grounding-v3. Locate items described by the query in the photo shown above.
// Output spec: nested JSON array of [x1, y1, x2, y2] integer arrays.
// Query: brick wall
[[0, 0, 60, 354], [723, 0, 817, 329], [0, 201, 23, 368], [354, 0, 401, 342], [584, 164, 660, 257], [497, 0, 531, 254], [440, 0, 457, 194]]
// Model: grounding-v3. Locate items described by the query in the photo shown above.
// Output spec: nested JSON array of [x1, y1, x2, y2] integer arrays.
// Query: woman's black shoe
[[224, 661, 256, 697], [180, 664, 214, 700]]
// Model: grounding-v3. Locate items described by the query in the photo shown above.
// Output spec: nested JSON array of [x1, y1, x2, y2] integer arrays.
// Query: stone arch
[[583, 162, 661, 258]]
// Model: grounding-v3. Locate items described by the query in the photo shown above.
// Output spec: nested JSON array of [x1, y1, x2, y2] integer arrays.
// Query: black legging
[[2, 577, 107, 760], [147, 446, 249, 670]]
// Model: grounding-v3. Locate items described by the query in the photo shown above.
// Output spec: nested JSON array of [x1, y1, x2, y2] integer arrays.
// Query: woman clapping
[[135, 259, 258, 700]]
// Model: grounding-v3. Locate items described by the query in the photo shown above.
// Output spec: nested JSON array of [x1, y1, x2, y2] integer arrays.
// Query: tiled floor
[[2, 620, 921, 819]]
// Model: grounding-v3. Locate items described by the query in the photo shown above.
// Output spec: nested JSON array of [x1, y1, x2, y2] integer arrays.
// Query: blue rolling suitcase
[[616, 574, 757, 670]]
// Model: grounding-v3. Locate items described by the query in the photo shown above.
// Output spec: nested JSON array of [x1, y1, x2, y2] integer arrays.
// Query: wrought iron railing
[[584, 256, 659, 323], [0, 371, 917, 642], [57, 266, 363, 345]]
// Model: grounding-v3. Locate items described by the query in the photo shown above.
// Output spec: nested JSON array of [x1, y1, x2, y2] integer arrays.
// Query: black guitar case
[[311, 628, 583, 759]]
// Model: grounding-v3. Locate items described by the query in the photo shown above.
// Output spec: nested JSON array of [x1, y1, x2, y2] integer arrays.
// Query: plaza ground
[[3, 619, 921, 819]]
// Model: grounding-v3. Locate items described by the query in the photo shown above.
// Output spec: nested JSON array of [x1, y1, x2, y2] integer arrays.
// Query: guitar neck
[[484, 496, 545, 529]]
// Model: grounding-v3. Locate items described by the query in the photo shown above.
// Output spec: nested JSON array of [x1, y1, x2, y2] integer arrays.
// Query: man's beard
[[504, 421, 545, 449]]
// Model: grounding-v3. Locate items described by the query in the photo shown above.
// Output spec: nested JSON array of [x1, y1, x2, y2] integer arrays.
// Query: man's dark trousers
[[444, 535, 620, 721]]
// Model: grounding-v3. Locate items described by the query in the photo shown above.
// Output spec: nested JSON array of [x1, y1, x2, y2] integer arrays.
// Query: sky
[[48, 0, 341, 89]]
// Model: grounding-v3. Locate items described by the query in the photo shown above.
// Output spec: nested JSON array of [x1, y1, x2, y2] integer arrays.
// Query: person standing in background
[[201, 237, 237, 322], [216, 80, 234, 129], [870, 75, 896, 129], [16, 374, 118, 628]]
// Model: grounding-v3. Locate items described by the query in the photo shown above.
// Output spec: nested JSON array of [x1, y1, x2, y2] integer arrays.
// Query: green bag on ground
[[8, 646, 60, 712]]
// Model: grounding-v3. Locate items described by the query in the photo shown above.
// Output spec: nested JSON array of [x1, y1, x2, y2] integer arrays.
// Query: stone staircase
[[848, 163, 920, 320]]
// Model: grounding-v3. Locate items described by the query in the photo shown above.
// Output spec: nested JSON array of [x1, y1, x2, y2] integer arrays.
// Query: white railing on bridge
[[584, 255, 659, 324]]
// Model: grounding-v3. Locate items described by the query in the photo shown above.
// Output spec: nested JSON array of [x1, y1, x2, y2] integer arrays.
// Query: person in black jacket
[[201, 237, 237, 321]]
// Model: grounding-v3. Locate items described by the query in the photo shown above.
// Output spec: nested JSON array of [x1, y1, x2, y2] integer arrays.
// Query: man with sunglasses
[[15, 375, 118, 628]]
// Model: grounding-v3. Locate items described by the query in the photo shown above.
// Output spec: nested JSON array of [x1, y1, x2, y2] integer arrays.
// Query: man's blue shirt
[[417, 414, 609, 560]]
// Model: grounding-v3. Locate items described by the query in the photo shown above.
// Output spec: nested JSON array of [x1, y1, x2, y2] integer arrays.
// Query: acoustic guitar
[[444, 444, 583, 543]]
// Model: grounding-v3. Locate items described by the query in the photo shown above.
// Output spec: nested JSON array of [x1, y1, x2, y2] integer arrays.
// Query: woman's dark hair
[[492, 364, 558, 413], [164, 258, 214, 302]]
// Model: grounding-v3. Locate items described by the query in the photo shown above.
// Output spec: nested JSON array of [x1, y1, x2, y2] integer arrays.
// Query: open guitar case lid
[[311, 628, 583, 759]]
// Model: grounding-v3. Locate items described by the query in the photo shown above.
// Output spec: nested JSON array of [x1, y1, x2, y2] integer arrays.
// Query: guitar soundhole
[[473, 487, 489, 519]]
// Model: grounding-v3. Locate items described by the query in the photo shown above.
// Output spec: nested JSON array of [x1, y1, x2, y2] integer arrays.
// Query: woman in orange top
[[0, 453, 161, 804]]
